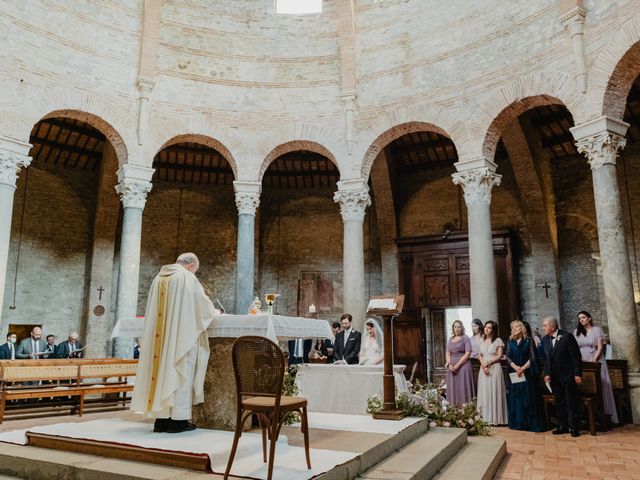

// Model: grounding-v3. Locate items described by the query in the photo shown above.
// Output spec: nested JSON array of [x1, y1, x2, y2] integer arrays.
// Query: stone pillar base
[[628, 373, 640, 424]]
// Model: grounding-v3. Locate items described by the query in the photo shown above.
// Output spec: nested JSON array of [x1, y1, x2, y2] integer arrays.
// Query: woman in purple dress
[[445, 320, 475, 405], [573, 310, 618, 425]]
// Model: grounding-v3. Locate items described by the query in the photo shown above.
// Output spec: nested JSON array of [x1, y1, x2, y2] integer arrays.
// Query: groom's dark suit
[[542, 328, 582, 431], [334, 328, 361, 364]]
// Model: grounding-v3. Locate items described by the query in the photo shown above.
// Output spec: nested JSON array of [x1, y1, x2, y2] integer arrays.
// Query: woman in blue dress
[[505, 320, 545, 432]]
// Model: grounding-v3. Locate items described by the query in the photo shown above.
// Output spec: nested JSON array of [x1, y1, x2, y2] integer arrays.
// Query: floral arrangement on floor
[[367, 380, 492, 436], [282, 364, 301, 425]]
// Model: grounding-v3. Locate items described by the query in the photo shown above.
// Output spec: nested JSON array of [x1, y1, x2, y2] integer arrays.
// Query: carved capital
[[561, 6, 586, 28], [334, 188, 371, 222], [452, 167, 501, 206], [575, 131, 626, 170], [235, 191, 260, 216], [0, 149, 31, 187], [115, 178, 152, 209], [137, 76, 156, 98]]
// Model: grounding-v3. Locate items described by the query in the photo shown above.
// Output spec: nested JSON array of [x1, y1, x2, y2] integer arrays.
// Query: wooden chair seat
[[243, 396, 307, 411]]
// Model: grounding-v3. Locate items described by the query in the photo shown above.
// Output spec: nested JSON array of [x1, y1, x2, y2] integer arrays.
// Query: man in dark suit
[[321, 322, 341, 363], [0, 332, 17, 360], [287, 338, 312, 365], [55, 332, 84, 358], [542, 316, 583, 437], [333, 313, 362, 365], [44, 335, 57, 358]]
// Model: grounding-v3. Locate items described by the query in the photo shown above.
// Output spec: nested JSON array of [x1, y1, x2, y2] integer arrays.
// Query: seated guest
[[573, 310, 618, 426], [16, 327, 47, 359], [470, 318, 484, 358], [321, 322, 341, 362], [445, 320, 475, 405], [333, 313, 361, 364], [133, 337, 142, 359], [55, 332, 84, 358], [359, 318, 383, 365], [44, 335, 56, 358], [287, 338, 312, 365], [0, 332, 17, 360], [309, 339, 326, 360], [506, 320, 545, 432], [477, 320, 508, 425]]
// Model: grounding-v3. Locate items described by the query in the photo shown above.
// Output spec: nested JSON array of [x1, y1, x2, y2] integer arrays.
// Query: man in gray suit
[[16, 327, 48, 359]]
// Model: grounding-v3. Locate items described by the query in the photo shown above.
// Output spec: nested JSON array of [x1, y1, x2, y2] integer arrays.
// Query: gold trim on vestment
[[147, 275, 170, 412]]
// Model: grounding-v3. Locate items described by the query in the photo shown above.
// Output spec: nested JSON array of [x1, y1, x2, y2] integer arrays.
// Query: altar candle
[[309, 304, 316, 313]]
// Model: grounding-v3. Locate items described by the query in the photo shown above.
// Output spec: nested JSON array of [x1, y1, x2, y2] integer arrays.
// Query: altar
[[112, 314, 333, 430], [295, 364, 409, 415]]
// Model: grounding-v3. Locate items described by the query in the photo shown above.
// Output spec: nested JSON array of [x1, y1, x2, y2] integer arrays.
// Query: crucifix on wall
[[536, 282, 558, 299], [97, 286, 105, 300]]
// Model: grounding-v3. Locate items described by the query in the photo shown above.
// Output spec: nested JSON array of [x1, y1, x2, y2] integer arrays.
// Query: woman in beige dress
[[477, 320, 508, 425]]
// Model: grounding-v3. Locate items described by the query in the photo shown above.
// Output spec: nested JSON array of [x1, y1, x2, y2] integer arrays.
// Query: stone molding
[[235, 191, 260, 216], [575, 131, 626, 170], [334, 188, 371, 222], [115, 178, 152, 209], [451, 167, 502, 206], [0, 148, 31, 187]]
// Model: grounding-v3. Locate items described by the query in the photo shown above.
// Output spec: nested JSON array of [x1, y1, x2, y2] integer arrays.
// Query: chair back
[[231, 336, 285, 400], [606, 359, 628, 391], [577, 361, 602, 396]]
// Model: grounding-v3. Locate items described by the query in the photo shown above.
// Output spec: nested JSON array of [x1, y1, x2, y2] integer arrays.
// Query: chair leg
[[301, 406, 311, 469], [258, 414, 267, 463], [267, 425, 278, 480], [224, 408, 245, 480], [587, 403, 596, 436]]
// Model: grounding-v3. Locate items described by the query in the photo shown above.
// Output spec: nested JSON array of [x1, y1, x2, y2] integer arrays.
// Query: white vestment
[[131, 263, 216, 419]]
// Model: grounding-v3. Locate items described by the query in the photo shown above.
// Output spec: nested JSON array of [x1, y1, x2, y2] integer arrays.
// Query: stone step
[[357, 427, 468, 480], [433, 436, 507, 480]]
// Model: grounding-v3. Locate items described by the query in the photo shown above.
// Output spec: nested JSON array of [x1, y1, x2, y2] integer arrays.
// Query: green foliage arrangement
[[282, 364, 301, 425]]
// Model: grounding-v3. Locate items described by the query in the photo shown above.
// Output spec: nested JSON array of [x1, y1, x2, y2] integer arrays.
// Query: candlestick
[[308, 304, 316, 314]]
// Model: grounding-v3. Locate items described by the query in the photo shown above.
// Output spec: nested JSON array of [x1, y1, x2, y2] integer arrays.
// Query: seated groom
[[333, 313, 361, 364]]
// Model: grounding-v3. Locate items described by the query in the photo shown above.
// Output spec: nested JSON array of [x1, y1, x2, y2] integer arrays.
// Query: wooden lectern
[[367, 294, 406, 420]]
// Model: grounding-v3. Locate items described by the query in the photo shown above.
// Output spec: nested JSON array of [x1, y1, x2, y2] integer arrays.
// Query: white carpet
[[298, 412, 423, 434], [0, 419, 356, 480]]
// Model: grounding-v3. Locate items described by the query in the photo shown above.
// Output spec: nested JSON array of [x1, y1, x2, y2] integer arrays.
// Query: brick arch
[[148, 116, 242, 176], [359, 104, 465, 180], [556, 213, 599, 252], [468, 71, 582, 162], [258, 140, 338, 182], [589, 14, 640, 119], [20, 88, 135, 167]]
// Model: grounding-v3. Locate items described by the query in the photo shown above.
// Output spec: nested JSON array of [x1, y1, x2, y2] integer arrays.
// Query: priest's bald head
[[177, 252, 200, 273]]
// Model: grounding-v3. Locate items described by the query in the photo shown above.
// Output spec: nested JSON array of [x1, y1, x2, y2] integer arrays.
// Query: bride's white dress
[[359, 335, 383, 365]]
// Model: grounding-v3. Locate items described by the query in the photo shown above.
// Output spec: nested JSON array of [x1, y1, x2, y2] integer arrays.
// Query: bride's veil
[[365, 317, 384, 350]]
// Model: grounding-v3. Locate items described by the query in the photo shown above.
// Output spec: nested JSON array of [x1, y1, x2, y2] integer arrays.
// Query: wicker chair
[[224, 336, 311, 480]]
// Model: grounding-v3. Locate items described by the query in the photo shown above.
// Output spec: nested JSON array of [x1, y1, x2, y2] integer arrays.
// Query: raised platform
[[0, 413, 505, 479]]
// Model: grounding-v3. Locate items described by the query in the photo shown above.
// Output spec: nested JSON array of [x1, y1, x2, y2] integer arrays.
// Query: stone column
[[233, 181, 261, 315], [113, 165, 153, 357], [452, 160, 502, 323], [334, 179, 371, 332], [571, 116, 640, 372], [0, 137, 31, 329]]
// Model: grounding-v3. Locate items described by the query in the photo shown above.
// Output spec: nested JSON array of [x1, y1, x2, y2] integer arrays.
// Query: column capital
[[137, 76, 156, 98], [334, 180, 371, 222], [233, 181, 261, 215], [561, 5, 586, 29], [115, 165, 154, 209], [452, 165, 501, 206], [571, 116, 629, 170], [0, 136, 32, 187]]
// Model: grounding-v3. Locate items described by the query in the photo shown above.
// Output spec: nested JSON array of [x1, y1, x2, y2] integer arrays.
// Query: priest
[[131, 252, 218, 433]]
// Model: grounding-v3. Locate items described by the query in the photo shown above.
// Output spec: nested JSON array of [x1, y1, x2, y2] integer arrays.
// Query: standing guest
[[131, 253, 218, 434], [573, 310, 618, 426], [0, 332, 17, 360], [44, 335, 56, 358], [133, 338, 142, 360], [55, 332, 84, 358], [287, 337, 312, 365], [506, 320, 545, 432], [477, 320, 508, 425], [321, 322, 341, 362], [333, 313, 361, 365], [542, 316, 582, 437], [16, 327, 47, 359], [445, 320, 475, 406], [470, 318, 484, 358]]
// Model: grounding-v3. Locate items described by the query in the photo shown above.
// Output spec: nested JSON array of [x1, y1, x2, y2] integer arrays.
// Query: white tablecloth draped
[[295, 364, 409, 415], [111, 314, 333, 342]]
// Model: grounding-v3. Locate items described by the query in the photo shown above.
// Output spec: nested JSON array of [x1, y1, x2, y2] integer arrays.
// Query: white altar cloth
[[111, 314, 333, 342], [295, 364, 409, 415]]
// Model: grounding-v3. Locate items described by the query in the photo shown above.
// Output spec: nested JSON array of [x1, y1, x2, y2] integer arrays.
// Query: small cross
[[540, 283, 551, 298], [97, 286, 105, 300]]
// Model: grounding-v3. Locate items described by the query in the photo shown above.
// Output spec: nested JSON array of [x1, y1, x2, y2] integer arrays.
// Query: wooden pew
[[0, 358, 138, 423], [607, 359, 632, 425]]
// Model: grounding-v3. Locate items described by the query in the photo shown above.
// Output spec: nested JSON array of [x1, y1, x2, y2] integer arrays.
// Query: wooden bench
[[607, 359, 632, 424], [0, 358, 138, 423], [541, 361, 604, 435]]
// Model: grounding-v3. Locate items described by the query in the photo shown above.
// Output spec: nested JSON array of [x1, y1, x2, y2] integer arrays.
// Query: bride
[[359, 318, 384, 365]]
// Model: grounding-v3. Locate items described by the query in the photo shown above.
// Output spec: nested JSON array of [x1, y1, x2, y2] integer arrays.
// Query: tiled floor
[[493, 425, 640, 480]]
